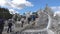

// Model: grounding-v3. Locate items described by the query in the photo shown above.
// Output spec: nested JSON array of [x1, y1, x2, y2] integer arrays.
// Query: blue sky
[[0, 0, 60, 15], [18, 0, 60, 14]]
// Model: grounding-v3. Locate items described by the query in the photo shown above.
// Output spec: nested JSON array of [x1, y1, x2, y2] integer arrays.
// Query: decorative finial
[[46, 4, 48, 8], [45, 4, 49, 10]]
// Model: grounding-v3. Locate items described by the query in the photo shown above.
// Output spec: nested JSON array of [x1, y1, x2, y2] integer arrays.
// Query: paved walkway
[[2, 22, 36, 34], [2, 19, 50, 34]]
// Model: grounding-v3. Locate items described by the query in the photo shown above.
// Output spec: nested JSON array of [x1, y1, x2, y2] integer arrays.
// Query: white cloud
[[0, 0, 6, 5], [54, 11, 60, 16], [25, 1, 33, 6], [51, 6, 60, 16], [0, 0, 33, 14], [9, 9, 19, 14], [9, 0, 33, 9], [51, 6, 60, 11], [11, 0, 33, 6]]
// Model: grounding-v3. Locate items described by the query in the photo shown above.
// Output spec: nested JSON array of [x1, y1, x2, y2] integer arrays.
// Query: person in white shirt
[[21, 18, 25, 27]]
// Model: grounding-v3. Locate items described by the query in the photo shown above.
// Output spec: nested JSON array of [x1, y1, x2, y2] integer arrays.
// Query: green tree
[[13, 13, 19, 21], [0, 7, 13, 20]]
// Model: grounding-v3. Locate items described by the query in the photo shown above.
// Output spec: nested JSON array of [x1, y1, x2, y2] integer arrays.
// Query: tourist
[[27, 16, 31, 24], [21, 18, 24, 27], [31, 15, 36, 21], [30, 15, 36, 25], [7, 19, 13, 33], [0, 17, 5, 34]]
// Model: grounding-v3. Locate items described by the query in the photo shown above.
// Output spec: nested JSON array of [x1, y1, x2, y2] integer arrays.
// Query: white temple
[[20, 5, 60, 34], [3, 5, 60, 34]]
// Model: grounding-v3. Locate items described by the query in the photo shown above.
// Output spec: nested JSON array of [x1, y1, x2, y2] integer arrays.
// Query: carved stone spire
[[45, 4, 50, 11], [44, 4, 54, 17]]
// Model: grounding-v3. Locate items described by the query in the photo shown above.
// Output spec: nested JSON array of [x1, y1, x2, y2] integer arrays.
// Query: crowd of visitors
[[0, 12, 38, 34]]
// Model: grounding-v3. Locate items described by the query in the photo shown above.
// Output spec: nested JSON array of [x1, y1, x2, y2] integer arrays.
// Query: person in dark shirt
[[31, 15, 36, 25], [7, 19, 13, 33], [31, 15, 36, 21], [21, 18, 25, 27], [0, 17, 5, 34], [28, 17, 31, 24]]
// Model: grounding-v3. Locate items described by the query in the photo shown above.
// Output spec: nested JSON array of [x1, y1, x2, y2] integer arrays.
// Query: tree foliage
[[0, 7, 13, 20]]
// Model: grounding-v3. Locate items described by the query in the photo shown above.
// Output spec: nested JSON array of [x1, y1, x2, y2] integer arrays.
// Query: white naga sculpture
[[10, 5, 60, 34], [22, 5, 55, 34], [41, 5, 59, 34]]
